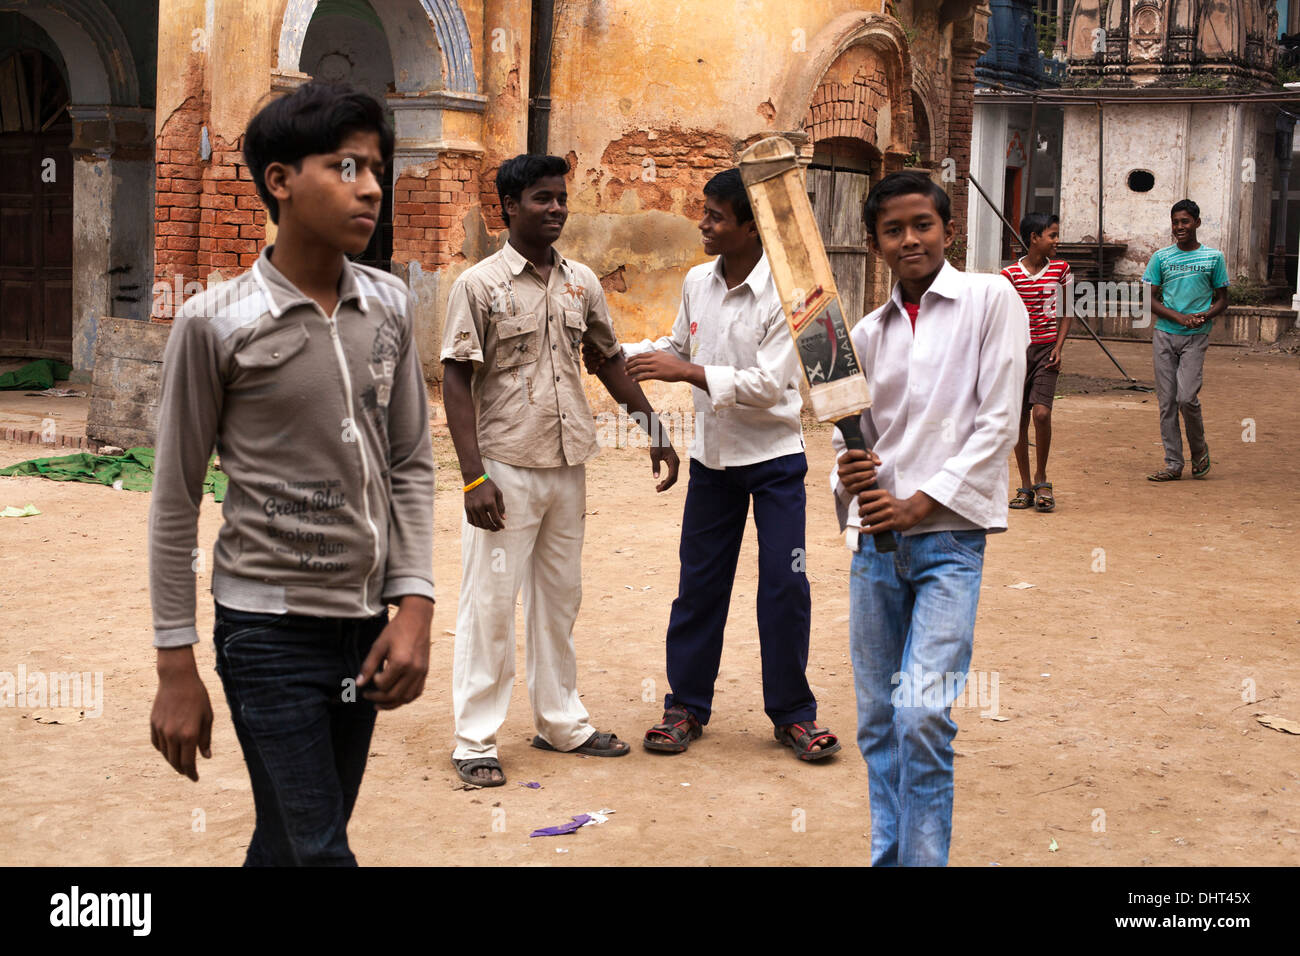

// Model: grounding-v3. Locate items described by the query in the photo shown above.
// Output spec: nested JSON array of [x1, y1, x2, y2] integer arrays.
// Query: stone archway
[[0, 0, 152, 377], [782, 14, 914, 315]]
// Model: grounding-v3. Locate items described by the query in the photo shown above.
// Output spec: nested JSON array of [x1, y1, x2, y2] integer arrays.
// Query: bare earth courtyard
[[0, 339, 1296, 867]]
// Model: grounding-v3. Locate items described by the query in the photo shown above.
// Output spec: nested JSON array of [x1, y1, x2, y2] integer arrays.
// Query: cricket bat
[[738, 136, 896, 553]]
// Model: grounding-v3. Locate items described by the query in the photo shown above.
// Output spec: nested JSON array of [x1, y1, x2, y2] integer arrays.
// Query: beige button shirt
[[441, 242, 621, 468]]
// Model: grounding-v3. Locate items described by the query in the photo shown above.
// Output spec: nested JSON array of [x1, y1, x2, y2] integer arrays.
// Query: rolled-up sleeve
[[622, 294, 690, 361], [918, 282, 1028, 524], [705, 305, 796, 411], [440, 277, 485, 365]]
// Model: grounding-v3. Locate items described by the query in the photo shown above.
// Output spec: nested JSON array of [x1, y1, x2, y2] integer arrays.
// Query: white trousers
[[451, 457, 594, 760]]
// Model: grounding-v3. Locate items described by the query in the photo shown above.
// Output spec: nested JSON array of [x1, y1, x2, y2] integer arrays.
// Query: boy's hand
[[150, 646, 214, 782], [1047, 343, 1063, 369], [858, 488, 936, 534], [837, 448, 881, 496], [626, 351, 692, 383], [464, 478, 506, 531], [358, 596, 433, 710], [650, 443, 680, 492], [582, 342, 609, 374]]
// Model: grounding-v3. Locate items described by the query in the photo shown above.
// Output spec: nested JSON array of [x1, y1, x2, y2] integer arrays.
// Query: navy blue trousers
[[663, 452, 816, 727]]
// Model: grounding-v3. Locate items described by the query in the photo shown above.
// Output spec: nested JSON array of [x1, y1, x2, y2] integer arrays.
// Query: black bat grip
[[834, 414, 898, 554]]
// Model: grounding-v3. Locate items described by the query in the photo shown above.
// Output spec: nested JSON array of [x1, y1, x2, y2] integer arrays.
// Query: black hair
[[243, 81, 394, 224], [703, 168, 753, 225], [1020, 212, 1059, 245], [496, 154, 570, 226], [1171, 199, 1200, 220], [864, 171, 951, 239]]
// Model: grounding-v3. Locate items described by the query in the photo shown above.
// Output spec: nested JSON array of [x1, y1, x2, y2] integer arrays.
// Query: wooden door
[[0, 50, 73, 358], [808, 166, 871, 325]]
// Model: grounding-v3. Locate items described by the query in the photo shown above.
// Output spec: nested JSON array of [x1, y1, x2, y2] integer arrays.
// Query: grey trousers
[[1152, 328, 1210, 472]]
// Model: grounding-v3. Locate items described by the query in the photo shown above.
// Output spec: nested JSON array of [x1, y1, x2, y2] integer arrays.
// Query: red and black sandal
[[776, 721, 842, 761], [643, 705, 702, 754]]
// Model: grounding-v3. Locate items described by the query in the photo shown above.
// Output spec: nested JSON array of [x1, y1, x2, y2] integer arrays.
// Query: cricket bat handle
[[834, 415, 898, 554]]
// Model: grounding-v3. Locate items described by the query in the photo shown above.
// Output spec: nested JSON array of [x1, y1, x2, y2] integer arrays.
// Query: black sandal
[[452, 755, 506, 787], [1033, 482, 1055, 512], [531, 730, 631, 757], [1010, 487, 1034, 509], [776, 721, 842, 761], [643, 706, 702, 753]]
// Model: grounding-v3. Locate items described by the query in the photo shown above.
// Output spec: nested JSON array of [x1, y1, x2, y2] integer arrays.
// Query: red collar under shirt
[[903, 300, 920, 331]]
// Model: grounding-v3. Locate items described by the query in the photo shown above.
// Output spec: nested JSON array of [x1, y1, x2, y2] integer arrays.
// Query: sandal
[[1010, 487, 1035, 510], [1147, 468, 1182, 482], [1192, 450, 1210, 479], [531, 730, 631, 757], [452, 755, 506, 788], [1032, 482, 1054, 513], [643, 706, 703, 754], [775, 721, 842, 761]]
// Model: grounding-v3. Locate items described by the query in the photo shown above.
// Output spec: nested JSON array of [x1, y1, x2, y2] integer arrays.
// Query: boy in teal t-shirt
[[1141, 199, 1228, 482]]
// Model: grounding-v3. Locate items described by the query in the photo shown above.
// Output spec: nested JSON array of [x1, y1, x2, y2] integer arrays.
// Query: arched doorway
[[299, 0, 396, 271], [0, 48, 73, 358]]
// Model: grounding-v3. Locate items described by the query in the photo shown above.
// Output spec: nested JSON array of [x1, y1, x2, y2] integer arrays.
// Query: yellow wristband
[[463, 474, 488, 493]]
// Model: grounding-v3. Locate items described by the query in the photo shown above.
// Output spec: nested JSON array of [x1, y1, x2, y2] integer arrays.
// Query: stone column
[[949, 4, 992, 270]]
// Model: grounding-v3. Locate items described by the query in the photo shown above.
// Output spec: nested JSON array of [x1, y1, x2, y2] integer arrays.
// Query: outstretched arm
[[596, 351, 680, 492]]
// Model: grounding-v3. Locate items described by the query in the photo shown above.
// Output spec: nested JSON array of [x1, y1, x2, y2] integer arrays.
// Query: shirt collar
[[501, 240, 566, 279], [709, 252, 773, 296], [253, 245, 368, 317], [884, 259, 961, 321]]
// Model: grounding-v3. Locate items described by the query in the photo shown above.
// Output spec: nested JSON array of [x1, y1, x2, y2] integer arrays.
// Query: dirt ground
[[0, 338, 1297, 867]]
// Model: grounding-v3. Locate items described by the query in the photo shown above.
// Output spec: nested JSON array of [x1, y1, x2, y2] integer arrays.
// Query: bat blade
[[739, 135, 894, 554]]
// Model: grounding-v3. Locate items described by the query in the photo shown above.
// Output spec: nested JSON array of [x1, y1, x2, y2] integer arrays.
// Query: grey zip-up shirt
[[149, 247, 435, 648]]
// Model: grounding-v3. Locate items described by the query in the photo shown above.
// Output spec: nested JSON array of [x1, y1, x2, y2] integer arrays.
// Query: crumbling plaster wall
[[1059, 102, 1274, 280], [543, 0, 911, 412]]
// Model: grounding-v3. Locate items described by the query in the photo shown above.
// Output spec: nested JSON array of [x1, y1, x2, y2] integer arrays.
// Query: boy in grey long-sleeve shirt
[[148, 82, 434, 866]]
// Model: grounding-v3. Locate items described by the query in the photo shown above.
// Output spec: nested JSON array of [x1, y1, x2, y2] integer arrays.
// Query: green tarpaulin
[[0, 359, 74, 391], [0, 447, 226, 501]]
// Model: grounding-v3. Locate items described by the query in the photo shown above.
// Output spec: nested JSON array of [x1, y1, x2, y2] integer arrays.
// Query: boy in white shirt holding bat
[[588, 169, 841, 761], [833, 172, 1027, 865]]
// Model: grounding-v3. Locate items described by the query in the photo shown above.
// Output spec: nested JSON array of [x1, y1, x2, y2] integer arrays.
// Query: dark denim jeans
[[213, 603, 387, 866]]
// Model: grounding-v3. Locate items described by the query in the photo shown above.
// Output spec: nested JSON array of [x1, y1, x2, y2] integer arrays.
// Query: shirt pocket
[[495, 312, 541, 368], [563, 309, 586, 357], [233, 323, 309, 370]]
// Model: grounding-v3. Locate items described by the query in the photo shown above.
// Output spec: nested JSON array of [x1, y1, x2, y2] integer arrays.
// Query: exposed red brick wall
[[805, 70, 890, 148], [198, 134, 265, 275], [392, 152, 481, 270], [594, 129, 735, 220], [154, 93, 206, 298], [946, 45, 979, 271]]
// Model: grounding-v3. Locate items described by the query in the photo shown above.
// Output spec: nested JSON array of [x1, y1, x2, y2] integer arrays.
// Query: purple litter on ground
[[530, 814, 592, 837], [520, 781, 541, 789]]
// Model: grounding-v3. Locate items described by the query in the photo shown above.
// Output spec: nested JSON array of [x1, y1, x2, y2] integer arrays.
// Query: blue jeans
[[849, 529, 986, 866], [213, 603, 386, 866]]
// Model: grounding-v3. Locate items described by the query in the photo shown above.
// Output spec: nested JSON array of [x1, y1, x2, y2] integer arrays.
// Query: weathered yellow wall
[[541, 0, 898, 411]]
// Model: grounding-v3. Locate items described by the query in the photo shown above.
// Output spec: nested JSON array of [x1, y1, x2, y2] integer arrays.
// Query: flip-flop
[[531, 731, 631, 757], [452, 755, 506, 787], [1192, 451, 1210, 479], [1147, 469, 1182, 482]]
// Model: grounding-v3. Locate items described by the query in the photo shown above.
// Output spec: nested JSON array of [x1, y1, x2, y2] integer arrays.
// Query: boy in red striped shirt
[[1000, 213, 1072, 513]]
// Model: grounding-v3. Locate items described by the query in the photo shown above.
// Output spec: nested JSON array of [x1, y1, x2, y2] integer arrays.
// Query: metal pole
[[968, 168, 1140, 383], [1096, 102, 1104, 285]]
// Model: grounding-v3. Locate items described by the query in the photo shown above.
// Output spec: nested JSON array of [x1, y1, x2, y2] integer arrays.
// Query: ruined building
[[0, 0, 991, 443]]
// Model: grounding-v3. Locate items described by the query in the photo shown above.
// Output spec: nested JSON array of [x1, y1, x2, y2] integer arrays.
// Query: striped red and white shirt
[[1000, 259, 1071, 344]]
